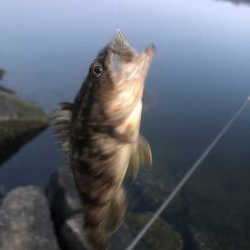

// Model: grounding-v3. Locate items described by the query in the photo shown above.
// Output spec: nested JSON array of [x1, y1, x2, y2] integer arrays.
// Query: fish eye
[[90, 62, 103, 78]]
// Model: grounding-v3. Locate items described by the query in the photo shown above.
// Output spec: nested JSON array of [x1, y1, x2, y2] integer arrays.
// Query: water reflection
[[0, 0, 250, 249]]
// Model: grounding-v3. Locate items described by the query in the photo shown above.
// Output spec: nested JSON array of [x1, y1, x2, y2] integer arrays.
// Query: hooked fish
[[52, 29, 154, 250]]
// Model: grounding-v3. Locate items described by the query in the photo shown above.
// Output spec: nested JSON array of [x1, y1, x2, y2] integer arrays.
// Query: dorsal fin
[[51, 102, 73, 161]]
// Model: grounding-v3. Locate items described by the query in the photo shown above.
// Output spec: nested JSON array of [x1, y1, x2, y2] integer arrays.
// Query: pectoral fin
[[129, 135, 152, 180]]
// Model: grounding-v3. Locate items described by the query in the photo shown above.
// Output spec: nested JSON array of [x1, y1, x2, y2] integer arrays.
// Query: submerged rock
[[125, 168, 183, 216], [46, 167, 82, 225], [60, 212, 183, 250], [46, 166, 182, 225], [115, 212, 183, 250], [47, 167, 184, 249], [0, 186, 60, 250], [186, 172, 250, 250], [0, 89, 48, 164], [60, 214, 88, 250]]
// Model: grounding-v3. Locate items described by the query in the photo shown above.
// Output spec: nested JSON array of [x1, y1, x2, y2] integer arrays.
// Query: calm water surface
[[0, 0, 250, 248]]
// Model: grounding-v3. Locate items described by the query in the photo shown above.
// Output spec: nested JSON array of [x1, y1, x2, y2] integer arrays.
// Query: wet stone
[[0, 186, 60, 250], [60, 214, 89, 250], [60, 212, 183, 250], [46, 167, 82, 225], [0, 90, 48, 164]]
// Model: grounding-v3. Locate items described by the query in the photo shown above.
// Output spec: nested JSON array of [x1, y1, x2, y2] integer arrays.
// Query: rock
[[46, 166, 185, 249], [0, 90, 48, 164], [125, 167, 193, 248], [60, 212, 183, 250], [46, 166, 182, 225], [0, 186, 60, 250], [125, 168, 183, 221], [46, 167, 82, 226], [60, 214, 88, 250], [116, 212, 183, 250], [186, 172, 250, 250]]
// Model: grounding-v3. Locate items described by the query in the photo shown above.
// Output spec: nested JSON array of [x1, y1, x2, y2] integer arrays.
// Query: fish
[[51, 29, 154, 250]]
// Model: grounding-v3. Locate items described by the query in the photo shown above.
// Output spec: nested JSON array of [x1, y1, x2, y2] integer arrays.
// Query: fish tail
[[84, 223, 110, 250], [83, 202, 111, 250], [106, 186, 127, 233], [83, 187, 127, 250]]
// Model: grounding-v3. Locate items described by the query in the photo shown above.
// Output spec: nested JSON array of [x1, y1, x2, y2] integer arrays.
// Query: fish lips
[[107, 32, 155, 88]]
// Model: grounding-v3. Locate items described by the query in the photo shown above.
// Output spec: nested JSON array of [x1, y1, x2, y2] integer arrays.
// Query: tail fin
[[83, 187, 127, 250], [105, 186, 127, 233]]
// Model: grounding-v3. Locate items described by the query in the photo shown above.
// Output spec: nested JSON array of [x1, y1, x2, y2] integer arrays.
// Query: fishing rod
[[126, 96, 250, 250]]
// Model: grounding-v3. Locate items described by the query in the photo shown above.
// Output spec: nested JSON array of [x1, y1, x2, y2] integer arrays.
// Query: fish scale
[[51, 30, 154, 250]]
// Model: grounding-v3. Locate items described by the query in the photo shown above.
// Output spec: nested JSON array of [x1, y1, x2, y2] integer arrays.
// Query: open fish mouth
[[99, 29, 155, 124], [107, 29, 155, 88]]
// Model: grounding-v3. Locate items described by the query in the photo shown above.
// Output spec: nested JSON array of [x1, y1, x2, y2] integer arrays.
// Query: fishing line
[[116, 0, 122, 29], [117, 26, 124, 43], [125, 96, 250, 250]]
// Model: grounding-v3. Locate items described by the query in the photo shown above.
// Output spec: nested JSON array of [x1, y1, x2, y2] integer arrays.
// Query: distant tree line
[[218, 0, 250, 5]]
